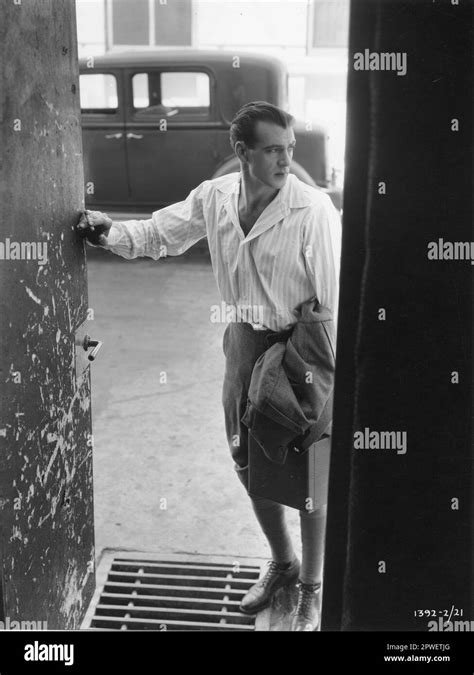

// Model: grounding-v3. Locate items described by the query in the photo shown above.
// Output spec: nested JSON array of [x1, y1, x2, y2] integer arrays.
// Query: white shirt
[[100, 172, 341, 332]]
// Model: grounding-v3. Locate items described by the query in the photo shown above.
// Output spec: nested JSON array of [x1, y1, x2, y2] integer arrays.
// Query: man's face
[[244, 121, 296, 190]]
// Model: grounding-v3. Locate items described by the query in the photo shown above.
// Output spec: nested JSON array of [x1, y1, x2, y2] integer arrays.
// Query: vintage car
[[79, 49, 341, 214]]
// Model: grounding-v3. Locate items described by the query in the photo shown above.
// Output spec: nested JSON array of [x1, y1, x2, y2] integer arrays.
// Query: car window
[[79, 73, 118, 113], [131, 71, 210, 119]]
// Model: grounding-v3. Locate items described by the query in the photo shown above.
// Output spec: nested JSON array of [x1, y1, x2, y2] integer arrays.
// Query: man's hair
[[229, 101, 294, 150]]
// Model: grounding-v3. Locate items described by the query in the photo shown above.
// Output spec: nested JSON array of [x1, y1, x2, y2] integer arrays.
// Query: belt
[[242, 322, 295, 346], [264, 325, 295, 347]]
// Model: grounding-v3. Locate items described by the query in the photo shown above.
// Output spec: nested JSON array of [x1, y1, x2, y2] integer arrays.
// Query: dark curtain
[[322, 0, 473, 631]]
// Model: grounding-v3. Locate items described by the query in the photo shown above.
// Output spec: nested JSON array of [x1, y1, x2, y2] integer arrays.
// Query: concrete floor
[[86, 244, 300, 564]]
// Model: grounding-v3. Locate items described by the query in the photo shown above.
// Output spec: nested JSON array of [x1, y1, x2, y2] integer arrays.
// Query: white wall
[[76, 0, 106, 56], [194, 0, 308, 53]]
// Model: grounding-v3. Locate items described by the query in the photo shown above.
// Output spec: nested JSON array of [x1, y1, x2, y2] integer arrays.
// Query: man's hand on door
[[76, 210, 113, 246]]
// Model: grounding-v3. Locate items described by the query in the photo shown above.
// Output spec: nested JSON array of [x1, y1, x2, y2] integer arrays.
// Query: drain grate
[[82, 551, 266, 631]]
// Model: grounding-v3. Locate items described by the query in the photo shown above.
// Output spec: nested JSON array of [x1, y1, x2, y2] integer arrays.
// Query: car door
[[80, 68, 129, 208], [124, 67, 221, 208]]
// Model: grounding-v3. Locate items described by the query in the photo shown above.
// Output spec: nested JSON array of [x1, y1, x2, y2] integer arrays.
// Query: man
[[77, 101, 341, 631]]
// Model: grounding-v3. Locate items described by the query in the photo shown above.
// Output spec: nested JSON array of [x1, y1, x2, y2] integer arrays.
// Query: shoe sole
[[239, 599, 270, 615]]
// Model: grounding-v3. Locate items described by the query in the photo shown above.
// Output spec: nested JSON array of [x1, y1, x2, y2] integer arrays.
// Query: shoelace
[[257, 561, 281, 589], [295, 584, 320, 618]]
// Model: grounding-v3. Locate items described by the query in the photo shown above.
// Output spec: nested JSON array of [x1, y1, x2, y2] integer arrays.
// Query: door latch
[[83, 334, 103, 361], [75, 320, 103, 381]]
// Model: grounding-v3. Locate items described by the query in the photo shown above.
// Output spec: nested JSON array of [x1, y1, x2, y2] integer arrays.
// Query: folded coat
[[241, 296, 336, 465]]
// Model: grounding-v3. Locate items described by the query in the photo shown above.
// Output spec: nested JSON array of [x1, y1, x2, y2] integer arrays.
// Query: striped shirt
[[101, 172, 341, 332]]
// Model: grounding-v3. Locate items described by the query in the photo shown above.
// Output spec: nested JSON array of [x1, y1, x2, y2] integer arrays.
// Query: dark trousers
[[221, 321, 287, 489], [221, 322, 328, 583]]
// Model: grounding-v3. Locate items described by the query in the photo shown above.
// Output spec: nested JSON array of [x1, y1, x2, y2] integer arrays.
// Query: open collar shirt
[[102, 172, 342, 332]]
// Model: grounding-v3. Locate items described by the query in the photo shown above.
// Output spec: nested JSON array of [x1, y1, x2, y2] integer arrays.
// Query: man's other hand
[[76, 210, 113, 246]]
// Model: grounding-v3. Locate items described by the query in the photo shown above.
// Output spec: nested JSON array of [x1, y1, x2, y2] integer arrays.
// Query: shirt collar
[[215, 172, 314, 209]]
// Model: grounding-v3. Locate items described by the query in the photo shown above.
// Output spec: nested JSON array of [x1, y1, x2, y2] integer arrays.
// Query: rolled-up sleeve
[[302, 194, 342, 325], [101, 181, 209, 259]]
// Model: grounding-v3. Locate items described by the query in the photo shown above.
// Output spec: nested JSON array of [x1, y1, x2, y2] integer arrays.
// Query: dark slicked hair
[[229, 101, 294, 151]]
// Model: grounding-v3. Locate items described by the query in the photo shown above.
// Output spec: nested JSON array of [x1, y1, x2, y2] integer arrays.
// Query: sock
[[276, 561, 292, 570], [299, 505, 327, 586], [299, 581, 322, 592], [250, 494, 296, 566]]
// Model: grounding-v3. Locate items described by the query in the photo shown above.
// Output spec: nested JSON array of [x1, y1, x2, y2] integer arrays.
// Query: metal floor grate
[[82, 551, 267, 631]]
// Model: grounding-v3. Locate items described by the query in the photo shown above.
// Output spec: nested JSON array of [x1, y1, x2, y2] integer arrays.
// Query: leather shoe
[[290, 582, 321, 631], [239, 558, 300, 614]]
